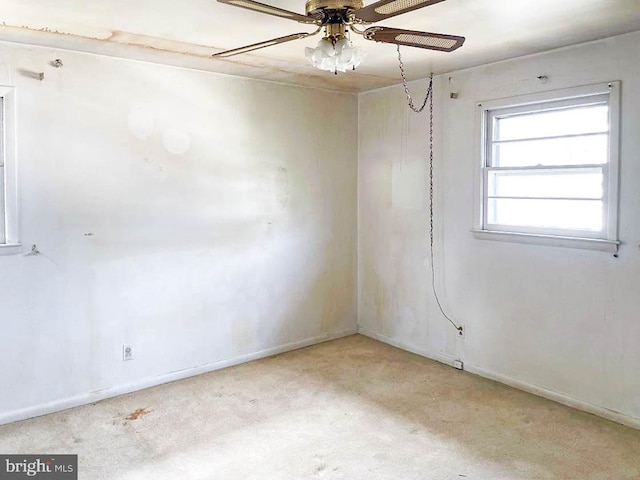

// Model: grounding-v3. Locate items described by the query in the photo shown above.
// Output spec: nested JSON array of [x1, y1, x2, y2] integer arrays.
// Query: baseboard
[[358, 326, 640, 431], [0, 327, 357, 426], [358, 327, 459, 367], [464, 363, 640, 430]]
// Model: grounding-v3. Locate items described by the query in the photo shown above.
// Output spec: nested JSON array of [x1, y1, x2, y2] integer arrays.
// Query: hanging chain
[[397, 46, 463, 334], [397, 45, 432, 113]]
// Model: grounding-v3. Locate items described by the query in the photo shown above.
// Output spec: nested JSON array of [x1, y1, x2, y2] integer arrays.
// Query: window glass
[[477, 82, 620, 248], [487, 198, 603, 231], [487, 168, 603, 200], [494, 104, 608, 141], [492, 134, 608, 167]]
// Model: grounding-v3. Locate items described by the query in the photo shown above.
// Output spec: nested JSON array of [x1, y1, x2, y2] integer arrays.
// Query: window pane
[[487, 198, 603, 231], [493, 134, 608, 167], [495, 105, 608, 141], [487, 168, 603, 199]]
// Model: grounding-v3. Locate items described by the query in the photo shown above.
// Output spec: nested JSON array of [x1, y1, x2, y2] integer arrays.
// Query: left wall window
[[0, 86, 19, 254]]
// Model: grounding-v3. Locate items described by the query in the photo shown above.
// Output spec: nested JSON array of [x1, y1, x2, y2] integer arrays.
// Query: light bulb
[[320, 38, 335, 57], [334, 38, 349, 56]]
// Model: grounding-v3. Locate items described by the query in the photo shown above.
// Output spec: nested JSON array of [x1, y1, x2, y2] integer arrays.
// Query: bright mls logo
[[0, 455, 77, 479]]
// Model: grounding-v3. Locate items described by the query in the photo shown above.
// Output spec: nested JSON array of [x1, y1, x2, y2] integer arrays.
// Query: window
[[474, 82, 620, 252], [0, 85, 19, 254]]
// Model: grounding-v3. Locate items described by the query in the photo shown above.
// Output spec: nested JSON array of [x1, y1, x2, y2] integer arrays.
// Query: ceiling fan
[[213, 0, 465, 73]]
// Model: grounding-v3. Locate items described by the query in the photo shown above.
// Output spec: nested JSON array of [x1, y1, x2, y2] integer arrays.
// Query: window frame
[[473, 82, 621, 253], [0, 85, 20, 255]]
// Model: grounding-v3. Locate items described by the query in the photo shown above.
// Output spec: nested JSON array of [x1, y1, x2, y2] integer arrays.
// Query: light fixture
[[214, 0, 466, 70], [304, 23, 365, 74]]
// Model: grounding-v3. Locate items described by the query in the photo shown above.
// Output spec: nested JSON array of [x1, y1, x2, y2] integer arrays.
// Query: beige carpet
[[1, 335, 639, 479]]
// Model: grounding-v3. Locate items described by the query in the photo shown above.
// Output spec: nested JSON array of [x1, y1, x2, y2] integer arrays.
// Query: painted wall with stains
[[0, 42, 357, 423], [358, 31, 640, 424]]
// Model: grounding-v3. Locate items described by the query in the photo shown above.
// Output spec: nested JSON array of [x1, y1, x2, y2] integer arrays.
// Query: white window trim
[[472, 81, 621, 253], [0, 85, 20, 255]]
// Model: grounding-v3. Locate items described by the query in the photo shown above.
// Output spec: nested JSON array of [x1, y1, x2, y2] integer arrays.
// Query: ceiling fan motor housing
[[305, 0, 365, 21]]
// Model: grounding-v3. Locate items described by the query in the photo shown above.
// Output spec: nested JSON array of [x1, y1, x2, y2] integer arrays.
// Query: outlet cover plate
[[123, 344, 133, 361]]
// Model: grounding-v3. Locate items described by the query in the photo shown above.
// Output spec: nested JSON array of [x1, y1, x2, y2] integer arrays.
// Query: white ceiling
[[1, 0, 640, 92]]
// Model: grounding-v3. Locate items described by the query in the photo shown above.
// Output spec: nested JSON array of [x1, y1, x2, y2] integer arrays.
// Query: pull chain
[[397, 45, 432, 113], [397, 46, 463, 334]]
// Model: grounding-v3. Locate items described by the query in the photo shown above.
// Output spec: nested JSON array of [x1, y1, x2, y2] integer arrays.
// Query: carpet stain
[[124, 408, 151, 424], [313, 464, 327, 477]]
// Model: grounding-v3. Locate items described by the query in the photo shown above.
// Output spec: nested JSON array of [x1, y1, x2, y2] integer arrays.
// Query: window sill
[[471, 230, 619, 253], [0, 243, 23, 256]]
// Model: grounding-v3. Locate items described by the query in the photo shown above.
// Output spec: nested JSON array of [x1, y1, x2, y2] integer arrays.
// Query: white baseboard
[[358, 326, 640, 431], [0, 328, 357, 426], [464, 363, 640, 430], [358, 327, 459, 367]]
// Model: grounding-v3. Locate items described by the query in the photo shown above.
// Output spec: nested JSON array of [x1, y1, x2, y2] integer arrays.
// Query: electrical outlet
[[453, 359, 464, 370], [123, 344, 133, 361], [457, 326, 465, 339]]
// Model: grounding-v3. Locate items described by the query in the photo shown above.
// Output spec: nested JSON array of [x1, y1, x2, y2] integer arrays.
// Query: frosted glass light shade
[[305, 37, 365, 73]]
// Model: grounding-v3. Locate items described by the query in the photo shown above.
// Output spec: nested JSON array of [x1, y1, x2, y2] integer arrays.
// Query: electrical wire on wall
[[396, 46, 463, 335]]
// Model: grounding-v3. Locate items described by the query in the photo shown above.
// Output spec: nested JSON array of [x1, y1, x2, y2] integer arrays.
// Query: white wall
[[0, 42, 358, 423], [358, 31, 640, 425], [3, 29, 639, 428]]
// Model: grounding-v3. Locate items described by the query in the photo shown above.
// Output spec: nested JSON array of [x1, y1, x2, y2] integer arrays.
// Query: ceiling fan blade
[[363, 27, 465, 52], [213, 32, 317, 58], [217, 0, 317, 24], [354, 0, 446, 23]]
